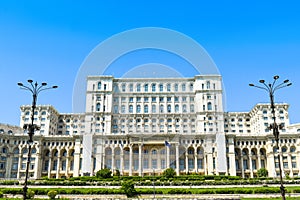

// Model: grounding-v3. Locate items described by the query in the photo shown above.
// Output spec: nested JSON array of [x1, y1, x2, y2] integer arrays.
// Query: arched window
[[121, 83, 126, 92], [175, 105, 179, 113], [167, 84, 171, 91], [25, 111, 30, 116], [129, 84, 133, 92], [152, 149, 157, 155], [159, 84, 163, 92], [190, 83, 193, 91], [2, 147, 7, 153], [144, 105, 148, 113], [152, 83, 156, 92], [182, 83, 186, 91], [129, 105, 133, 113], [282, 146, 287, 153], [160, 105, 164, 113], [136, 84, 141, 92], [41, 111, 46, 115], [13, 148, 19, 154], [290, 146, 296, 153], [31, 148, 36, 154], [62, 150, 67, 157], [96, 103, 101, 111], [136, 105, 141, 113], [174, 84, 178, 91], [152, 105, 156, 113], [190, 105, 194, 112], [206, 81, 210, 89], [144, 84, 148, 92], [115, 149, 120, 155], [182, 104, 187, 112], [98, 82, 101, 90], [167, 104, 171, 113], [207, 102, 212, 110]]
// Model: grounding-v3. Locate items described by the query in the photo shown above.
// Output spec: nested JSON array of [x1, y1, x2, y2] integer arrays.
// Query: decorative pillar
[[120, 147, 124, 175], [17, 153, 22, 179], [66, 156, 69, 178], [241, 157, 244, 178], [194, 147, 198, 172], [257, 155, 261, 169], [249, 154, 253, 178], [5, 154, 12, 178], [166, 146, 170, 169], [287, 154, 292, 177], [56, 155, 61, 178], [185, 152, 188, 173], [48, 156, 52, 178], [129, 145, 133, 176], [176, 144, 179, 175], [139, 144, 142, 176]]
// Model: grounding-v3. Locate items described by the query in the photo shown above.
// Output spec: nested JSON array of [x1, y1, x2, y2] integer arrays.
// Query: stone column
[[249, 154, 253, 178], [120, 147, 124, 175], [5, 154, 12, 178], [176, 144, 179, 175], [194, 148, 198, 172], [287, 154, 292, 177], [129, 145, 133, 176], [48, 156, 52, 178], [139, 144, 142, 176], [17, 153, 22, 179], [185, 152, 188, 173], [56, 155, 61, 178], [241, 158, 244, 178], [166, 146, 170, 169], [257, 155, 261, 169], [66, 156, 69, 178]]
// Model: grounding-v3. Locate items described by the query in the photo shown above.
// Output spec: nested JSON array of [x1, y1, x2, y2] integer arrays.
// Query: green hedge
[[0, 187, 287, 195]]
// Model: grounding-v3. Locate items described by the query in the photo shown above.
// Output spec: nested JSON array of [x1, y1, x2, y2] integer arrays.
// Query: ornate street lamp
[[249, 75, 291, 200], [18, 80, 57, 200]]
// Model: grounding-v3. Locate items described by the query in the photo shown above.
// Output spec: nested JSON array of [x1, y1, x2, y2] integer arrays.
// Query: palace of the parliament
[[0, 74, 299, 180]]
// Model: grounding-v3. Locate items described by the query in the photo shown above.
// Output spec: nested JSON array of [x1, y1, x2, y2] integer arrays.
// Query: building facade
[[0, 74, 299, 179]]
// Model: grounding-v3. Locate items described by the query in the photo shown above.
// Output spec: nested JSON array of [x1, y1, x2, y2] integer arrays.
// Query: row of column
[[101, 144, 215, 176]]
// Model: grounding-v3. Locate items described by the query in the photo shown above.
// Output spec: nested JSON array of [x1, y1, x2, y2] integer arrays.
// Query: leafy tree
[[47, 190, 58, 199], [257, 168, 268, 177], [96, 168, 112, 179], [27, 189, 35, 199], [162, 168, 176, 179], [121, 180, 137, 197], [115, 169, 120, 177]]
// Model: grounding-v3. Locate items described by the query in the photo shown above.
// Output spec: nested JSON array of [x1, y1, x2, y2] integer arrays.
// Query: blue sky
[[0, 1, 300, 125]]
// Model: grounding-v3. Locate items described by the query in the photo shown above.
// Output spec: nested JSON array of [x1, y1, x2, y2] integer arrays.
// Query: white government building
[[0, 74, 299, 180]]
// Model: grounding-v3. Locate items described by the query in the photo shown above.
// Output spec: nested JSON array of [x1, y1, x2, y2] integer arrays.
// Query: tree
[[257, 168, 268, 177], [121, 180, 137, 197], [47, 190, 58, 200], [162, 168, 176, 179], [96, 168, 112, 179]]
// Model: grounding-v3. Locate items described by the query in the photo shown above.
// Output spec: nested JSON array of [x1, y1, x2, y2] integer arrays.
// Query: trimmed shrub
[[48, 190, 58, 199], [121, 180, 137, 197], [96, 168, 112, 179], [27, 189, 35, 199]]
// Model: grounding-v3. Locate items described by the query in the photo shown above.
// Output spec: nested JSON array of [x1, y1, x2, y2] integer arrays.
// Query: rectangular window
[[134, 159, 139, 170], [161, 159, 166, 169], [197, 159, 203, 169], [188, 158, 194, 170], [252, 160, 257, 170], [152, 159, 157, 169], [143, 159, 149, 169]]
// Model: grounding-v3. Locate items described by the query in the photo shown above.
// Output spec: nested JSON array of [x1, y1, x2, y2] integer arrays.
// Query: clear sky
[[0, 1, 300, 126]]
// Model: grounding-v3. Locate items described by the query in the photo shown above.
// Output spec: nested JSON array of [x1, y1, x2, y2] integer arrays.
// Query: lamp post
[[249, 75, 291, 200], [18, 80, 57, 200]]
